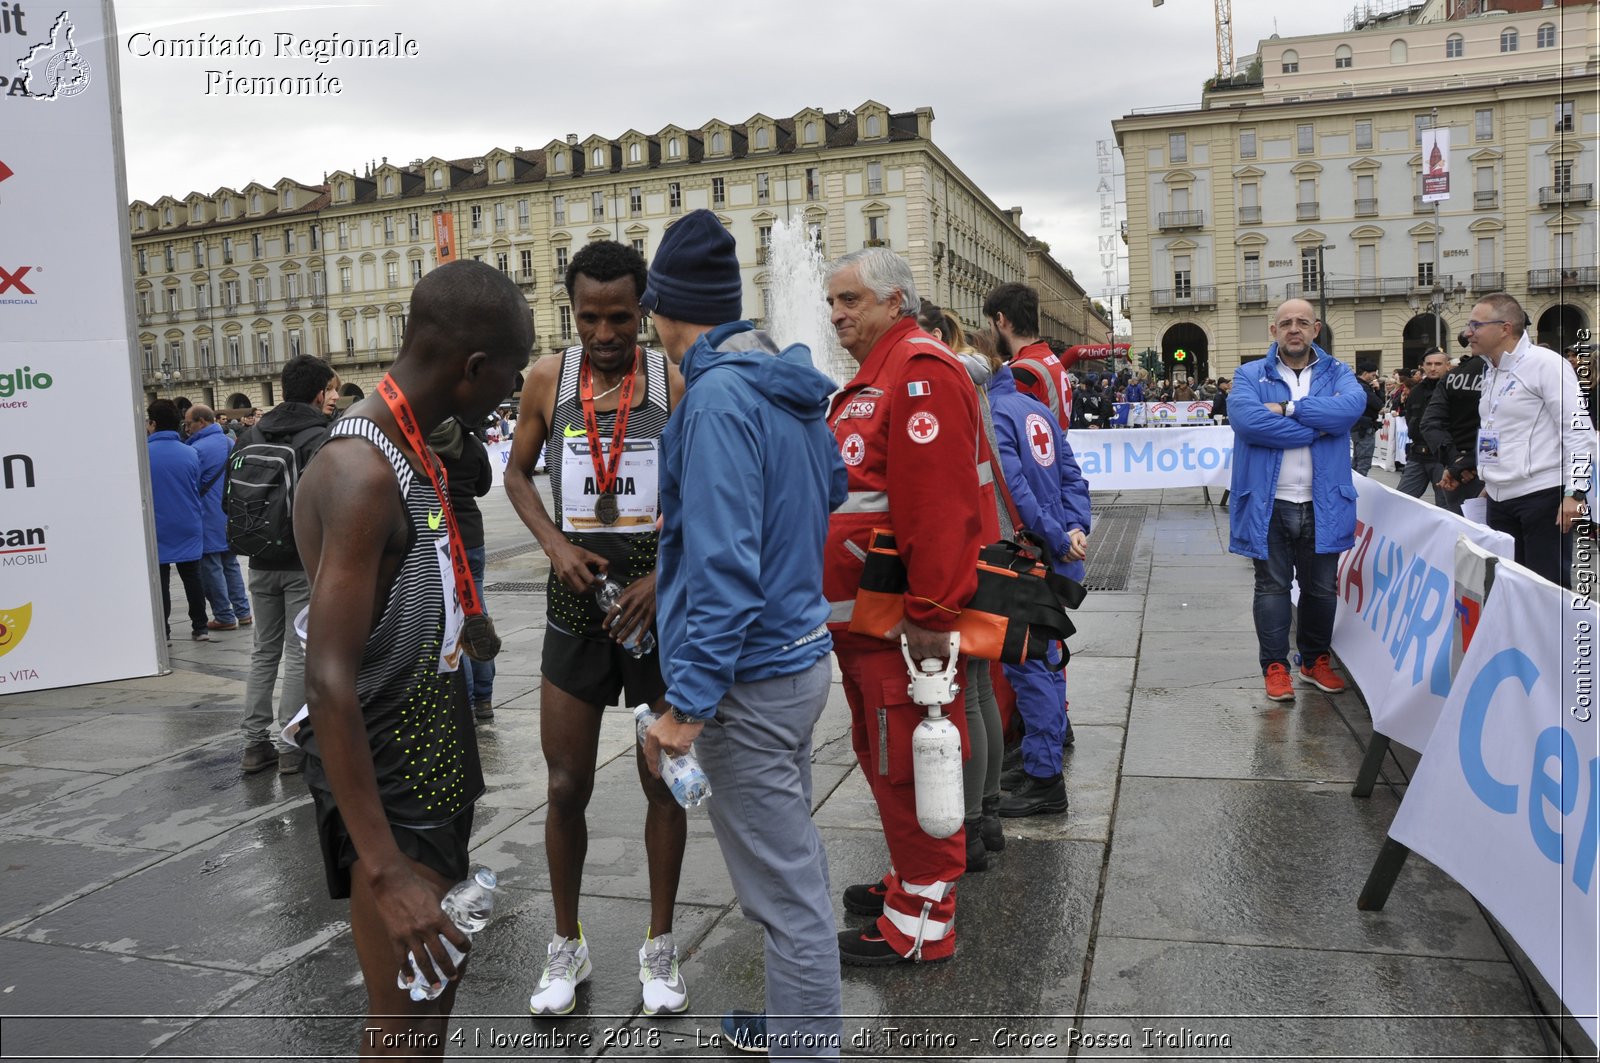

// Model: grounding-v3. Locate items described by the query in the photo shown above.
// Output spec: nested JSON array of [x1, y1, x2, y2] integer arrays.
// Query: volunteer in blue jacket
[[145, 398, 209, 642], [640, 209, 847, 1060], [184, 404, 253, 631], [985, 357, 1089, 817], [1229, 299, 1366, 702]]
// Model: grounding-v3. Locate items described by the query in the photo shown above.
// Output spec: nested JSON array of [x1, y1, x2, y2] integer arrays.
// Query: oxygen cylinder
[[903, 634, 964, 839]]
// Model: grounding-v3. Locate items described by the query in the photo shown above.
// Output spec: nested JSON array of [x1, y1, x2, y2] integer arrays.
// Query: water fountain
[[763, 215, 853, 385]]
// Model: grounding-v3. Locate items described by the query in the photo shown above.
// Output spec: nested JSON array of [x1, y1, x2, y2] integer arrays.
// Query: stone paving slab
[[0, 708, 238, 772], [0, 764, 117, 817], [0, 832, 168, 934]]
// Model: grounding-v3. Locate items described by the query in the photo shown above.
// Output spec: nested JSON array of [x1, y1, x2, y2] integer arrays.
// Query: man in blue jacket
[[145, 399, 209, 642], [641, 209, 847, 1060], [1229, 300, 1365, 702], [986, 360, 1089, 817], [184, 405, 253, 631]]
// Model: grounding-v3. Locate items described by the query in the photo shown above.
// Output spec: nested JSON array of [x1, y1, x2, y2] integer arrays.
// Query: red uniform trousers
[[834, 634, 968, 961]]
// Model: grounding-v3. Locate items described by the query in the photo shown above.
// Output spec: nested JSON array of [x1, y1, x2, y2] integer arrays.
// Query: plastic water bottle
[[633, 704, 712, 809], [397, 865, 497, 1002], [595, 576, 656, 658]]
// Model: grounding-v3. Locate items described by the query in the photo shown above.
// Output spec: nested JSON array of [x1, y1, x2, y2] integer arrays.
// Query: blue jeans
[[697, 657, 840, 1060], [1350, 429, 1376, 475], [462, 545, 494, 706], [200, 551, 252, 624], [1252, 500, 1339, 673]]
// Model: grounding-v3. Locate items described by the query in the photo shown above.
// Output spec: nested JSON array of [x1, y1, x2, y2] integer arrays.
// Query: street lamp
[[1408, 280, 1469, 350], [157, 358, 176, 398]]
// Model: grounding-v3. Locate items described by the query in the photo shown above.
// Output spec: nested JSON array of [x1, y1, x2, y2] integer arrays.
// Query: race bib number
[[434, 536, 464, 673], [560, 436, 660, 534]]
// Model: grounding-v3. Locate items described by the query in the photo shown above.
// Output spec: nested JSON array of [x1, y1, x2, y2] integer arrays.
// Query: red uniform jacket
[[825, 317, 999, 637], [1010, 339, 1073, 431]]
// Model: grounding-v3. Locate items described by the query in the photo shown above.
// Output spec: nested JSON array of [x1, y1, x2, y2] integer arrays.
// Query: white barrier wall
[[1073, 425, 1233, 491], [0, 2, 164, 693]]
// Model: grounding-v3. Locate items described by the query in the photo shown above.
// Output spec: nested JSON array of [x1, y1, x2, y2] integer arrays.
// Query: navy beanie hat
[[640, 209, 742, 324]]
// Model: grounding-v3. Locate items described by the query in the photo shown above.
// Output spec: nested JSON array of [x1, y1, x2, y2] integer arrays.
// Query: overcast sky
[[112, 0, 1363, 311]]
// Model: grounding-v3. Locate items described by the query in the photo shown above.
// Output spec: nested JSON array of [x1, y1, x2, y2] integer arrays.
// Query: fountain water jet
[[764, 216, 852, 385]]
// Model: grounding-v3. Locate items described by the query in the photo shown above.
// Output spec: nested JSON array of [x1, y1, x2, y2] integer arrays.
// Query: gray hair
[[827, 247, 918, 318]]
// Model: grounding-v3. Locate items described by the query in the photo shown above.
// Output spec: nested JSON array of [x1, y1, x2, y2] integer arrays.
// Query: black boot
[[965, 817, 989, 872], [980, 795, 1005, 852], [998, 773, 1069, 818]]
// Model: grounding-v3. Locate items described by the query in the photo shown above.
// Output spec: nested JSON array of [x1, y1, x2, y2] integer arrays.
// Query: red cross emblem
[[1025, 413, 1056, 466], [906, 412, 940, 444], [841, 432, 866, 466]]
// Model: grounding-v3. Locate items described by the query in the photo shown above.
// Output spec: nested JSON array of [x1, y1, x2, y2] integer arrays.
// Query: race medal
[[595, 491, 620, 526], [462, 614, 501, 661]]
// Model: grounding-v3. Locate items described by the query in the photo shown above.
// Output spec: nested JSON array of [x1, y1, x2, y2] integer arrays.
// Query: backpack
[[223, 426, 322, 563]]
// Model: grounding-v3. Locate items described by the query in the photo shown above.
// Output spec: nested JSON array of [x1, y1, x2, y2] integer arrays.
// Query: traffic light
[[1139, 348, 1161, 373]]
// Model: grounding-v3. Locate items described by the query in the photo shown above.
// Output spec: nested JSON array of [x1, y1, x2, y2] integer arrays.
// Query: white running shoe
[[528, 926, 592, 1016], [638, 930, 688, 1015]]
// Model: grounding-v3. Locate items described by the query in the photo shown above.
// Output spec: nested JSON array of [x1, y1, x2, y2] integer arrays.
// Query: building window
[[253, 277, 269, 304], [169, 339, 183, 368], [555, 246, 569, 271], [867, 214, 886, 244], [342, 319, 355, 354], [226, 334, 241, 367], [1169, 133, 1186, 163], [806, 167, 820, 200], [629, 186, 642, 217], [494, 160, 507, 181], [494, 202, 506, 231], [194, 282, 208, 310], [629, 142, 642, 163], [386, 261, 399, 288], [251, 193, 262, 213], [592, 190, 606, 219], [1301, 248, 1320, 292], [1500, 28, 1518, 52], [1390, 39, 1407, 63], [592, 147, 605, 168], [1334, 44, 1352, 69], [1416, 243, 1436, 288], [1355, 120, 1372, 150], [1445, 33, 1463, 58], [1537, 23, 1556, 48], [1173, 255, 1192, 299], [756, 172, 769, 204], [1556, 100, 1574, 132], [710, 131, 725, 154], [804, 120, 817, 144], [164, 245, 174, 271], [518, 199, 530, 228], [495, 252, 509, 274], [755, 126, 769, 149], [256, 333, 271, 363], [137, 248, 148, 274], [1414, 112, 1433, 144], [631, 237, 646, 258], [1554, 160, 1573, 193], [1239, 129, 1256, 159], [383, 174, 394, 194], [867, 162, 883, 195], [668, 182, 682, 213], [197, 338, 212, 367], [470, 205, 483, 233], [223, 279, 239, 306], [410, 259, 423, 283], [552, 153, 566, 174], [1297, 123, 1314, 154], [388, 313, 406, 344], [251, 233, 263, 259], [309, 224, 320, 251], [553, 196, 566, 224], [668, 138, 681, 159], [284, 274, 299, 301], [1475, 108, 1493, 141], [1281, 49, 1299, 73], [164, 287, 179, 312], [1297, 177, 1318, 218], [559, 305, 573, 339], [520, 249, 533, 277], [339, 266, 352, 293], [220, 200, 233, 219], [712, 178, 725, 208]]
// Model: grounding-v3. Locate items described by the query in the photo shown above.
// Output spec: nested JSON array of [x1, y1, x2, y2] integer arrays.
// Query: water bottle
[[595, 576, 656, 658], [633, 704, 712, 808], [397, 865, 497, 1001]]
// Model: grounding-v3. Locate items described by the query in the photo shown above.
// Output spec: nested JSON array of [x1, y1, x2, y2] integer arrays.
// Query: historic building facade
[[131, 101, 1108, 408], [1113, 1, 1597, 379]]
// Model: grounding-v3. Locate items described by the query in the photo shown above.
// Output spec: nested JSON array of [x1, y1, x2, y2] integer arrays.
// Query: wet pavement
[[0, 478, 1589, 1061]]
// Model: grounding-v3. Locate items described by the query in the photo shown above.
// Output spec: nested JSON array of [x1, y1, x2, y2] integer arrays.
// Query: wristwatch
[[1565, 488, 1588, 502], [670, 708, 702, 725], [1284, 400, 1297, 418]]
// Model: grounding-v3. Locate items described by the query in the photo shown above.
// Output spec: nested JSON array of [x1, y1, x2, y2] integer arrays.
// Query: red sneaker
[[1264, 662, 1294, 701], [1299, 654, 1346, 693]]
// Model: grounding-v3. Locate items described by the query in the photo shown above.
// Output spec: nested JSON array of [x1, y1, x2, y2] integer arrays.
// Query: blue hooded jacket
[[146, 430, 203, 564], [657, 322, 848, 718], [987, 365, 1091, 581], [185, 421, 232, 553], [1228, 343, 1366, 560]]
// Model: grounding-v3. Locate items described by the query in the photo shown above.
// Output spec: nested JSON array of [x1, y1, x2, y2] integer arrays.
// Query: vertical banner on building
[[433, 209, 457, 264], [1421, 127, 1451, 202], [1388, 561, 1598, 1041], [0, 1, 165, 692]]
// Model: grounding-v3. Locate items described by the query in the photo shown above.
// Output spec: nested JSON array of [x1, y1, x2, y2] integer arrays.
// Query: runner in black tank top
[[501, 242, 692, 1018]]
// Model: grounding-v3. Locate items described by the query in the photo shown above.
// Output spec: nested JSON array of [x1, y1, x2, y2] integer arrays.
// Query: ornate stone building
[[131, 101, 1109, 408]]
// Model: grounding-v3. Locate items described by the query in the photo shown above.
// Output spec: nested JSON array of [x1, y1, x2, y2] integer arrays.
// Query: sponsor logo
[[6, 9, 90, 101], [0, 158, 12, 193], [840, 433, 865, 467], [906, 412, 940, 444], [841, 399, 877, 420], [562, 422, 584, 438], [1025, 412, 1056, 466], [0, 264, 35, 297], [427, 509, 443, 532], [1, 524, 45, 566], [2, 451, 34, 488], [0, 602, 30, 659], [0, 365, 52, 409]]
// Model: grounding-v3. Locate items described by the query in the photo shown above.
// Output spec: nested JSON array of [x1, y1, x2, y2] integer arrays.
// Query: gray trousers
[[241, 566, 310, 748], [696, 656, 841, 1061], [962, 659, 1003, 817]]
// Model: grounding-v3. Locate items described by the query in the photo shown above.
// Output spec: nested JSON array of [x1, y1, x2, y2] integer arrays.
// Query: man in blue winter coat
[[986, 359, 1089, 817], [640, 209, 847, 1060], [1228, 299, 1366, 702], [145, 399, 209, 641], [183, 405, 253, 631]]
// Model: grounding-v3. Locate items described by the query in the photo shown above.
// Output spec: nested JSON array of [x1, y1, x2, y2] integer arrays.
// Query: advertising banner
[[0, 2, 165, 693], [433, 209, 456, 264], [1388, 561, 1597, 1040], [1111, 401, 1214, 428], [1331, 476, 1514, 750], [1073, 424, 1233, 491], [1421, 127, 1451, 202]]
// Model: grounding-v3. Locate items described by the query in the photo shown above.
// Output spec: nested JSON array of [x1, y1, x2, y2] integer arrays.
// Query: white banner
[[1073, 425, 1233, 490], [0, 3, 164, 692], [1332, 476, 1514, 750], [1389, 561, 1598, 1040]]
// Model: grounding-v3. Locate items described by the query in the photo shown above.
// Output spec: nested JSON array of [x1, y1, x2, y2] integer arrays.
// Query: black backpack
[[223, 426, 323, 564]]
